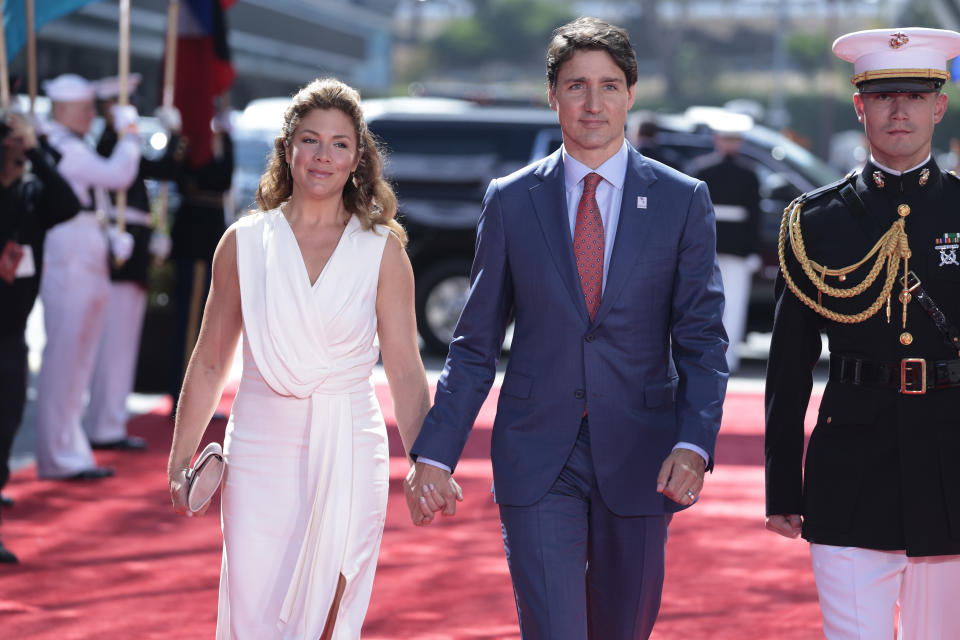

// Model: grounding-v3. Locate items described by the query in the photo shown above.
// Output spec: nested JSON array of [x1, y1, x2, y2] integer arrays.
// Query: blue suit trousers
[[498, 417, 671, 640]]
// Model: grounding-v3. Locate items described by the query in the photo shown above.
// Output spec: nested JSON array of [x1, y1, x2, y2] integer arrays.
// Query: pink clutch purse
[[186, 442, 226, 513]]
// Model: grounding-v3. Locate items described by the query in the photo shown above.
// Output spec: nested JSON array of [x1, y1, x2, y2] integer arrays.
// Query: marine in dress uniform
[[34, 74, 139, 479], [83, 76, 183, 451], [690, 116, 762, 372], [0, 113, 81, 563], [765, 28, 960, 639]]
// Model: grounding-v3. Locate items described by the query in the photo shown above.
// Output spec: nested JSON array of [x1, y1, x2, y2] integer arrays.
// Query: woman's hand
[[169, 467, 211, 517]]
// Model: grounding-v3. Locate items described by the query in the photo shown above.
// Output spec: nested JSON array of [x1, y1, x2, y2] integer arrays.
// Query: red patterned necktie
[[573, 172, 604, 320]]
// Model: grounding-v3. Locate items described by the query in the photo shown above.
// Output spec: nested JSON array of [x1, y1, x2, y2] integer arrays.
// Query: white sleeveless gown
[[217, 210, 390, 639]]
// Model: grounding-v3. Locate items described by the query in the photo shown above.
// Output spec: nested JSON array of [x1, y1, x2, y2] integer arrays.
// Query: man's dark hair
[[546, 17, 638, 89]]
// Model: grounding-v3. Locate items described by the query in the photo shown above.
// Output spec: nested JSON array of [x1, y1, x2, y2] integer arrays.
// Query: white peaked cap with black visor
[[833, 27, 960, 93]]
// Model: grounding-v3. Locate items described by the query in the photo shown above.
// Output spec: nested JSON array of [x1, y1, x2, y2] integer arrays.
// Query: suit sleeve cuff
[[673, 442, 710, 466], [417, 457, 452, 473]]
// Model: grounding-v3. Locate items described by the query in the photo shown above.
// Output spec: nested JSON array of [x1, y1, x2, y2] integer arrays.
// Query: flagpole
[[0, 1, 10, 108], [157, 0, 180, 234], [114, 0, 131, 241], [26, 0, 35, 114]]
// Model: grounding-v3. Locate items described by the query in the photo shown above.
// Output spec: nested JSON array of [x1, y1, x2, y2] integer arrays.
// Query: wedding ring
[[686, 490, 696, 500]]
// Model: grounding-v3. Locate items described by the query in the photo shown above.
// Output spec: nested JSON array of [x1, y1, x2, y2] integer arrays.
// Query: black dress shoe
[[66, 467, 115, 480], [90, 436, 147, 451], [0, 494, 13, 508], [0, 540, 18, 564]]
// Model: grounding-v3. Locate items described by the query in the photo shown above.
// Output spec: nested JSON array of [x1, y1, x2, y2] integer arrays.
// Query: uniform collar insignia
[[872, 170, 885, 189]]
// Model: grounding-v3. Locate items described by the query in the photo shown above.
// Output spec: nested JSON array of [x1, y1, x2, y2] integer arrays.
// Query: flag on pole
[[3, 0, 99, 61], [174, 0, 235, 168]]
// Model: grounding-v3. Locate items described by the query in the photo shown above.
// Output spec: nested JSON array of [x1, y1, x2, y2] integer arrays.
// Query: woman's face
[[284, 108, 360, 202]]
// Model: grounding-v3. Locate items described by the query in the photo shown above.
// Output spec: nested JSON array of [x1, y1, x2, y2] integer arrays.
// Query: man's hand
[[765, 514, 803, 538], [404, 461, 463, 526], [656, 448, 706, 505]]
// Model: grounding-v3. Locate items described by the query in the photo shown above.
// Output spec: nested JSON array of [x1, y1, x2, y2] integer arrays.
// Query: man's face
[[54, 99, 96, 135], [548, 49, 636, 168], [853, 90, 947, 171]]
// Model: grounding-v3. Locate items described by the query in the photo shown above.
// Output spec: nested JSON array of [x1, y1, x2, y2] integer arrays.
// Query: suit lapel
[[593, 147, 658, 326], [529, 150, 591, 320]]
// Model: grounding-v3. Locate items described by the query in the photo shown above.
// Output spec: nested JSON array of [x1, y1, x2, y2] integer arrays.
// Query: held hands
[[656, 448, 706, 505], [765, 514, 803, 538], [168, 467, 212, 518], [404, 462, 463, 526]]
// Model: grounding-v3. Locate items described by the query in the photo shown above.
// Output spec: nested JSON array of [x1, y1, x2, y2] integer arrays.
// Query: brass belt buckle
[[900, 358, 927, 394]]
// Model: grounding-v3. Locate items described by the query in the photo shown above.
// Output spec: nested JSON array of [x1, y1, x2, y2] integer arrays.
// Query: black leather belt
[[829, 353, 960, 395]]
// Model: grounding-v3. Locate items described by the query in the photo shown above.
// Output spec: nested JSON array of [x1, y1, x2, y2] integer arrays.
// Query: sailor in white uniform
[[83, 75, 179, 451], [34, 74, 139, 479]]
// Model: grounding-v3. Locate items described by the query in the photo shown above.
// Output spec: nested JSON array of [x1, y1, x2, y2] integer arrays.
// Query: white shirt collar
[[870, 154, 931, 176], [562, 140, 629, 191]]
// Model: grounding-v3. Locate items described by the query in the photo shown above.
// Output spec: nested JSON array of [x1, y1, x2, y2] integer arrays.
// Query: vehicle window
[[234, 134, 274, 177], [746, 126, 839, 187], [371, 122, 537, 163]]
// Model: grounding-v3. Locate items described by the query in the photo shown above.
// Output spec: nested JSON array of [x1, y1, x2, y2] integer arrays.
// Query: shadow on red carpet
[[0, 387, 824, 639]]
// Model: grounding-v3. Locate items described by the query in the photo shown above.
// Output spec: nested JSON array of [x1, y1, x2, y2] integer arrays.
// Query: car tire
[[415, 260, 473, 355]]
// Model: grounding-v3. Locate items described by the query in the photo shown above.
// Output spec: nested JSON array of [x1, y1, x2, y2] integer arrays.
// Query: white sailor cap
[[833, 27, 960, 93], [94, 73, 142, 100], [684, 106, 753, 136], [42, 73, 95, 102]]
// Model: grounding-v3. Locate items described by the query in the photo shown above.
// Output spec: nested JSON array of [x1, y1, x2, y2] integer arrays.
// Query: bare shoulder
[[380, 231, 408, 267], [378, 231, 414, 288], [211, 225, 240, 278]]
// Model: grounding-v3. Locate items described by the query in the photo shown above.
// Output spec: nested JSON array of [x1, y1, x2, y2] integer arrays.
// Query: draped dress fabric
[[218, 210, 390, 639]]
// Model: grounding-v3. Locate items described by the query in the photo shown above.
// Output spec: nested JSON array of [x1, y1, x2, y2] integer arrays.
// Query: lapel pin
[[637, 196, 647, 209]]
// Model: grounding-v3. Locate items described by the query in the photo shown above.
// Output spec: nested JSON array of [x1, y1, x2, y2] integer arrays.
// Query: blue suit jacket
[[411, 144, 728, 516]]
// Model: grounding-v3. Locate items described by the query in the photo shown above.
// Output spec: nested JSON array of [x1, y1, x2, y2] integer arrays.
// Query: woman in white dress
[[166, 78, 459, 639]]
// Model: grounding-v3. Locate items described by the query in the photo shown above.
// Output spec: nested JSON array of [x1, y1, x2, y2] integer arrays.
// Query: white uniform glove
[[212, 110, 232, 135], [148, 230, 172, 261], [154, 106, 182, 133], [108, 227, 135, 263], [110, 104, 139, 134]]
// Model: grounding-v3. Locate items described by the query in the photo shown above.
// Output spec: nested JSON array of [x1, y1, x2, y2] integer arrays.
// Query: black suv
[[363, 98, 563, 353]]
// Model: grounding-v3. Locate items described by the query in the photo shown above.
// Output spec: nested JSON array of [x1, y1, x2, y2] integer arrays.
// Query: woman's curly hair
[[255, 77, 404, 245]]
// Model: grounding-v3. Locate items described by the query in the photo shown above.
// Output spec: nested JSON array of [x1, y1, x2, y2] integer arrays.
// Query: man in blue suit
[[407, 17, 728, 639]]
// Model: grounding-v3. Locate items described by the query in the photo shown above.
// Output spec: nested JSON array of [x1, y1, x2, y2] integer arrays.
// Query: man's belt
[[829, 353, 960, 395], [906, 271, 960, 355]]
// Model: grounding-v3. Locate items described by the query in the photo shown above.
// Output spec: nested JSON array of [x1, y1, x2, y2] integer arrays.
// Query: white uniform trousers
[[716, 253, 752, 373], [34, 215, 111, 477], [810, 543, 960, 639], [84, 281, 147, 444]]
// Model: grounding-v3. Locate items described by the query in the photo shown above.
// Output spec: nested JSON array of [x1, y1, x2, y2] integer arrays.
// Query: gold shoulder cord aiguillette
[[777, 198, 911, 324]]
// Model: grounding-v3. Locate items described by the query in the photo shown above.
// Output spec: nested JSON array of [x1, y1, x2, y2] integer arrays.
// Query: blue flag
[[952, 56, 960, 83], [4, 0, 100, 61]]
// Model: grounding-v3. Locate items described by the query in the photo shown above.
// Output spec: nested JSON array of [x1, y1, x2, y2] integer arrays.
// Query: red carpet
[[0, 387, 824, 639]]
